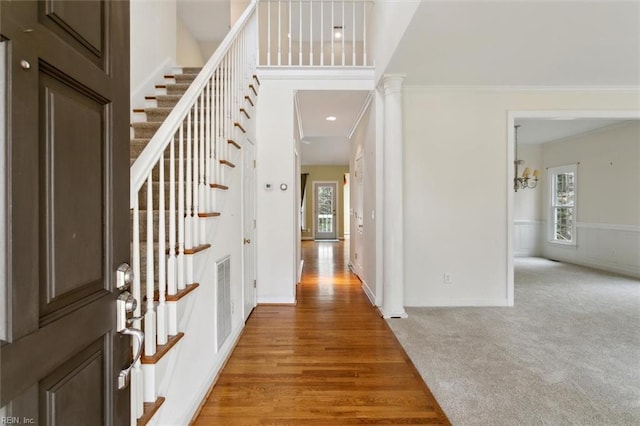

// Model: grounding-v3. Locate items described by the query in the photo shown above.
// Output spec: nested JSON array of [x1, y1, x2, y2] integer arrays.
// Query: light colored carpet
[[387, 258, 640, 426]]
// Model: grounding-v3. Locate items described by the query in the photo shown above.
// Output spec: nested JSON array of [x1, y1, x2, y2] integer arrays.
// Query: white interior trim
[[404, 85, 640, 92], [577, 222, 640, 232], [507, 109, 640, 307], [374, 88, 384, 307], [293, 91, 304, 140], [257, 66, 375, 83], [346, 91, 373, 140], [312, 181, 340, 240], [0, 41, 7, 341]]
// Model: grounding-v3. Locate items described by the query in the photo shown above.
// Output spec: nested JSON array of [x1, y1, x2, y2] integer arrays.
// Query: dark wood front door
[[0, 1, 130, 424]]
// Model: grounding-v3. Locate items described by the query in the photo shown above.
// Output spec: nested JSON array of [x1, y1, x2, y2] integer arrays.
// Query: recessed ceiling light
[[333, 26, 343, 39], [326, 116, 337, 121]]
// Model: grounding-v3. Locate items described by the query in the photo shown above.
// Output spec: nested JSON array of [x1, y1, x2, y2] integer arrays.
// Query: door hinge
[[253, 159, 256, 168], [253, 279, 256, 288], [254, 219, 256, 228]]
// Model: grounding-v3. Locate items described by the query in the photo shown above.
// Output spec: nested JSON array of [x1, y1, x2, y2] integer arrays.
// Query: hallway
[[193, 240, 450, 424]]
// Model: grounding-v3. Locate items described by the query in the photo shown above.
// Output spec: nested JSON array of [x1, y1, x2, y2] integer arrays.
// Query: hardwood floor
[[193, 240, 450, 425]]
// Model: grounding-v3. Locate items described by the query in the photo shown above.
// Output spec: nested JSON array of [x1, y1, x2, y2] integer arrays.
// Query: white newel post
[[381, 75, 408, 319]]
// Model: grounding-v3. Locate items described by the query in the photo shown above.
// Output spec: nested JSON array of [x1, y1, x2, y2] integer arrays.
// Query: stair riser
[[171, 74, 197, 84], [165, 85, 190, 95]]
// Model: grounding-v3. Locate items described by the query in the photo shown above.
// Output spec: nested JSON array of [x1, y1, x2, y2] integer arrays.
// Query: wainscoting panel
[[544, 223, 640, 278], [514, 220, 544, 257]]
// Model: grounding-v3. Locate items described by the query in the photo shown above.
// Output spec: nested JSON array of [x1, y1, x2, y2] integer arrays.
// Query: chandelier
[[514, 124, 539, 191]]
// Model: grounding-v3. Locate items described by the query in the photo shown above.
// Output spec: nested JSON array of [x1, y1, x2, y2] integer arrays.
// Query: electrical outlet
[[443, 273, 453, 284]]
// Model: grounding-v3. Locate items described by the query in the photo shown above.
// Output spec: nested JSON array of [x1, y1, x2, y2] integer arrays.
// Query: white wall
[[403, 88, 639, 307], [130, 0, 178, 110], [542, 121, 640, 277], [231, 0, 251, 26], [350, 102, 377, 303], [255, 73, 373, 304], [514, 143, 544, 256], [152, 148, 245, 424], [371, 0, 420, 83], [199, 41, 221, 61], [177, 17, 205, 67]]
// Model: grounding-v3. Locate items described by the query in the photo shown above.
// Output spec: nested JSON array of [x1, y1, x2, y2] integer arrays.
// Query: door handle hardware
[[244, 238, 251, 244], [116, 263, 134, 290], [127, 316, 144, 325], [116, 291, 137, 331], [117, 327, 144, 390], [19, 60, 30, 70]]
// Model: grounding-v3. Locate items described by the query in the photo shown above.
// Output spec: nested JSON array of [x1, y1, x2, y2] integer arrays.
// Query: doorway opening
[[507, 110, 640, 305], [314, 181, 338, 240]]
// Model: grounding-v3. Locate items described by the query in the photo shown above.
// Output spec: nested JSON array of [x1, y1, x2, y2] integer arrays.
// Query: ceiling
[[297, 90, 370, 165], [387, 0, 640, 86], [295, 1, 639, 165], [515, 119, 634, 145]]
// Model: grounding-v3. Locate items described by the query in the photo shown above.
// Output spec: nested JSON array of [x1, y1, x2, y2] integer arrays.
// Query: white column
[[381, 75, 407, 319]]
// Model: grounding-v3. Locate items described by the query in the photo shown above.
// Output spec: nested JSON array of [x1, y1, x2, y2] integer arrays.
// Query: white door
[[314, 182, 338, 240], [242, 142, 256, 320]]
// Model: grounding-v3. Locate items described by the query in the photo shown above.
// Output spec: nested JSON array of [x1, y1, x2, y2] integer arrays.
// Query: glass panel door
[[314, 182, 338, 240]]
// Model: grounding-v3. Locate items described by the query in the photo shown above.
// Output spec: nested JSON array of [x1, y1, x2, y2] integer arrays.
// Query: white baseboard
[[298, 259, 304, 283], [257, 296, 297, 305], [405, 297, 510, 307], [360, 278, 376, 306]]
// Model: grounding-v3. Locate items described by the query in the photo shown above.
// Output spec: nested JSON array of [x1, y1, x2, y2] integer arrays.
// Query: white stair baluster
[[205, 79, 213, 212], [299, 0, 303, 65], [131, 197, 144, 421], [199, 89, 206, 223], [144, 174, 156, 358], [192, 94, 200, 247], [157, 150, 167, 346], [168, 136, 177, 297], [177, 123, 185, 293], [352, 0, 356, 66]]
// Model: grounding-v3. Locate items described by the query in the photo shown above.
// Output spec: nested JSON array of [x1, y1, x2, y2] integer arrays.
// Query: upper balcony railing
[[258, 0, 373, 67]]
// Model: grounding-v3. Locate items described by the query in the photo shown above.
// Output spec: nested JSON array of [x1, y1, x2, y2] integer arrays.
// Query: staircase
[[127, 3, 259, 424]]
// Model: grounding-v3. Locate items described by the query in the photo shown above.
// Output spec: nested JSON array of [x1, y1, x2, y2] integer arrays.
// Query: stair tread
[[142, 282, 200, 302], [141, 333, 185, 364], [159, 283, 200, 302], [137, 397, 165, 426]]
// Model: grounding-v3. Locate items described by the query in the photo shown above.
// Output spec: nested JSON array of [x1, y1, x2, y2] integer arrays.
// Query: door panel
[[39, 336, 107, 426], [0, 1, 130, 424], [314, 182, 338, 240], [39, 67, 108, 321], [243, 142, 256, 320], [38, 0, 105, 67]]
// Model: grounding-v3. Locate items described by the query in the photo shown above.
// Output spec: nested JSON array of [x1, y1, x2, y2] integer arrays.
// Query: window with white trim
[[549, 164, 577, 245]]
